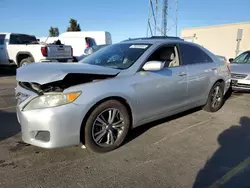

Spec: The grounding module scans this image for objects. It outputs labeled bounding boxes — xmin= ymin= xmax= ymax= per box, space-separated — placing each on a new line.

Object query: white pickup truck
xmin=0 ymin=33 xmax=73 ymax=67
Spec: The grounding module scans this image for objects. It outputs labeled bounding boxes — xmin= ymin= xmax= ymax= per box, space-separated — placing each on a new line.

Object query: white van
xmin=38 ymin=31 xmax=112 ymax=57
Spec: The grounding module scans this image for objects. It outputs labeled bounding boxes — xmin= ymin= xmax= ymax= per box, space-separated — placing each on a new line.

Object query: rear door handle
xmin=212 ymin=67 xmax=217 ymax=70
xmin=178 ymin=72 xmax=187 ymax=76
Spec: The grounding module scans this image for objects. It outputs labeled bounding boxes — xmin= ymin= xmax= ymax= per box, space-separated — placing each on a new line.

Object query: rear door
xmin=0 ymin=34 xmax=9 ymax=65
xmin=179 ymin=43 xmax=216 ymax=105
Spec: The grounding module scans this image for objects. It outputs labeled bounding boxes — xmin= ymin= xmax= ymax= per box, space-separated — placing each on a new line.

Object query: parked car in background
xmin=229 ymin=51 xmax=250 ymax=91
xmin=15 ymin=36 xmax=231 ymax=153
xmin=0 ymin=33 xmax=73 ymax=67
xmin=75 ymin=44 xmax=110 ymax=61
xmin=38 ymin=31 xmax=112 ymax=58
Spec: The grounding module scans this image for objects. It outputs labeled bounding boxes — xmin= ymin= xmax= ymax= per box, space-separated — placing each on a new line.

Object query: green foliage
xmin=49 ymin=27 xmax=60 ymax=37
xmin=67 ymin=18 xmax=81 ymax=32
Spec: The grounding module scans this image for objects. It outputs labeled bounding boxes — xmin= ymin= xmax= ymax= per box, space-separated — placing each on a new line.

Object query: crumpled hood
xmin=230 ymin=63 xmax=250 ymax=74
xmin=16 ymin=62 xmax=120 ymax=85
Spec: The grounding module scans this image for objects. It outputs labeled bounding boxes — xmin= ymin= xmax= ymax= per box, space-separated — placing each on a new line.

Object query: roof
xmin=0 ymin=32 xmax=36 ymax=36
xmin=120 ymin=36 xmax=184 ymax=44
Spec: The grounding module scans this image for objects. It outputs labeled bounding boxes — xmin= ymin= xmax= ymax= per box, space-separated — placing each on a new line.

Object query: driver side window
xmin=146 ymin=45 xmax=180 ymax=68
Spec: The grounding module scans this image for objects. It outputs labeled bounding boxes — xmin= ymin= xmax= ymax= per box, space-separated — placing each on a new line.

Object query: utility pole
xmin=147 ymin=0 xmax=178 ymax=37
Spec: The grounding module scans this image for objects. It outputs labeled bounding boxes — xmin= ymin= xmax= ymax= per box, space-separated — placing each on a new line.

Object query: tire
xmin=84 ymin=100 xmax=131 ymax=153
xmin=203 ymin=82 xmax=224 ymax=112
xmin=19 ymin=57 xmax=34 ymax=67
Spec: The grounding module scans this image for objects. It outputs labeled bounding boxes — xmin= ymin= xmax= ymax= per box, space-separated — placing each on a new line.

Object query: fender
xmin=16 ymin=51 xmax=35 ymax=64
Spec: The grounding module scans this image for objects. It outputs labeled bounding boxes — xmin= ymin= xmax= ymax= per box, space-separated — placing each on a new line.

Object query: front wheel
xmin=203 ymin=82 xmax=224 ymax=112
xmin=84 ymin=100 xmax=131 ymax=153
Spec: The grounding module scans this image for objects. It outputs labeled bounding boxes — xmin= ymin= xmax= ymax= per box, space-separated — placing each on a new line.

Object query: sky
xmin=0 ymin=0 xmax=250 ymax=43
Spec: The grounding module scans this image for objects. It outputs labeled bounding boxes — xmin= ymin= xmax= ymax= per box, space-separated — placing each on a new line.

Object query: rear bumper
xmin=40 ymin=57 xmax=74 ymax=62
xmin=224 ymin=78 xmax=231 ymax=94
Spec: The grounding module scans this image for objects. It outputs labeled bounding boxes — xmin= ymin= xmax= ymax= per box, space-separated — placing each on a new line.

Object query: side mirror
xmin=142 ymin=61 xmax=164 ymax=71
xmin=229 ymin=58 xmax=234 ymax=63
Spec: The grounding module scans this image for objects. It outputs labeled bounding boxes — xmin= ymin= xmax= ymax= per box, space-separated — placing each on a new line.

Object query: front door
xmin=133 ymin=45 xmax=188 ymax=121
xmin=133 ymin=66 xmax=188 ymax=120
xmin=0 ymin=34 xmax=8 ymax=65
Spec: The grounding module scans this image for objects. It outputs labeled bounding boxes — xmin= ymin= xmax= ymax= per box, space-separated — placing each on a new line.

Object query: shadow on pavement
xmin=0 ymin=66 xmax=16 ymax=77
xmin=124 ymin=90 xmax=233 ymax=146
xmin=0 ymin=110 xmax=20 ymax=141
xmin=124 ymin=107 xmax=201 ymax=145
xmin=193 ymin=116 xmax=250 ymax=188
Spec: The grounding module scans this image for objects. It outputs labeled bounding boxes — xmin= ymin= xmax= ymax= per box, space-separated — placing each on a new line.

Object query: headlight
xmin=23 ymin=91 xmax=81 ymax=111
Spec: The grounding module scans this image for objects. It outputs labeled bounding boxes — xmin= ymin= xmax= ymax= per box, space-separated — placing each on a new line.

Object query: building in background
xmin=181 ymin=21 xmax=250 ymax=59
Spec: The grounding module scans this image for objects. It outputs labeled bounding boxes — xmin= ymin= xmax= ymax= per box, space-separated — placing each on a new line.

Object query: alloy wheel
xmin=92 ymin=108 xmax=125 ymax=147
xmin=211 ymin=86 xmax=222 ymax=108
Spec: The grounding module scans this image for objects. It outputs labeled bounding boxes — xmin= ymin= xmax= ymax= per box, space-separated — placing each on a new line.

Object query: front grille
xmin=232 ymin=83 xmax=250 ymax=88
xmin=231 ymin=73 xmax=248 ymax=79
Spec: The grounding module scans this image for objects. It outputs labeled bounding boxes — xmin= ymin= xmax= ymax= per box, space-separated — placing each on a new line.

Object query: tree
xmin=67 ymin=18 xmax=81 ymax=32
xmin=49 ymin=27 xmax=60 ymax=37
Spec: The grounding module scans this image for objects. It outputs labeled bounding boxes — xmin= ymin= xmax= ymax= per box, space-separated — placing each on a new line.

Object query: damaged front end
xmin=18 ymin=73 xmax=117 ymax=94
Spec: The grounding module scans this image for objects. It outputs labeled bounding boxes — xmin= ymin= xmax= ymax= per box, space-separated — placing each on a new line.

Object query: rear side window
xmin=9 ymin=34 xmax=38 ymax=44
xmin=179 ymin=43 xmax=213 ymax=65
xmin=0 ymin=34 xmax=5 ymax=45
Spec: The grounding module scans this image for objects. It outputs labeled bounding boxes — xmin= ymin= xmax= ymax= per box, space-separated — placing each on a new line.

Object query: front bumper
xmin=231 ymin=79 xmax=250 ymax=91
xmin=16 ymin=103 xmax=86 ymax=148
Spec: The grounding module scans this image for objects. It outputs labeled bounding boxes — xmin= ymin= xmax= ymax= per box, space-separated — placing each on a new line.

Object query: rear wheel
xmin=19 ymin=57 xmax=34 ymax=67
xmin=84 ymin=100 xmax=130 ymax=153
xmin=203 ymin=82 xmax=224 ymax=112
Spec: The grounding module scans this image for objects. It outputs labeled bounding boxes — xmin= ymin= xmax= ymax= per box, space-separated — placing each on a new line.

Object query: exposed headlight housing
xmin=23 ymin=91 xmax=81 ymax=111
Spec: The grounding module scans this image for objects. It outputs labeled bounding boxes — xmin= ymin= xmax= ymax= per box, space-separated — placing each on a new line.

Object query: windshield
xmin=80 ymin=43 xmax=151 ymax=69
xmin=232 ymin=52 xmax=250 ymax=64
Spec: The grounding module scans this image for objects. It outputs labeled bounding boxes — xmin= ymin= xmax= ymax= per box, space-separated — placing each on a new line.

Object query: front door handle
xmin=212 ymin=67 xmax=217 ymax=71
xmin=178 ymin=72 xmax=187 ymax=76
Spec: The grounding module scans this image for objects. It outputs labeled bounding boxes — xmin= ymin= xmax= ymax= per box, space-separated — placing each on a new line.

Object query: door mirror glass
xmin=142 ymin=61 xmax=164 ymax=71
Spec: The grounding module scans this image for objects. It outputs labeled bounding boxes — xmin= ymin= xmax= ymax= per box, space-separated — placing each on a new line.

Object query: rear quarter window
xmin=179 ymin=43 xmax=213 ymax=65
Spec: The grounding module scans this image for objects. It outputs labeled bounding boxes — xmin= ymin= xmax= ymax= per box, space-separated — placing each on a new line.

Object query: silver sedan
xmin=229 ymin=51 xmax=250 ymax=91
xmin=15 ymin=37 xmax=231 ymax=153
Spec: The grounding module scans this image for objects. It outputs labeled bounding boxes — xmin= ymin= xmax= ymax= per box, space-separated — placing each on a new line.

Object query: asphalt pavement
xmin=0 ymin=72 xmax=250 ymax=188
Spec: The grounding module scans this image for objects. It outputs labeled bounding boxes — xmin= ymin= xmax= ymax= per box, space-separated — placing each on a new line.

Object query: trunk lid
xmin=16 ymin=62 xmax=120 ymax=85
xmin=46 ymin=44 xmax=72 ymax=58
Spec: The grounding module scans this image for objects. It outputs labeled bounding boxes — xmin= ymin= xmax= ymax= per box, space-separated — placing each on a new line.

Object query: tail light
xmin=86 ymin=42 xmax=89 ymax=48
xmin=85 ymin=37 xmax=89 ymax=48
xmin=41 ymin=47 xmax=47 ymax=57
xmin=71 ymin=47 xmax=73 ymax=56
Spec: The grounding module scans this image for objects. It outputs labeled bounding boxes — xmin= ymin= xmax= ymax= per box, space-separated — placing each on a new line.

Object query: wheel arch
xmin=16 ymin=52 xmax=34 ymax=66
xmin=80 ymin=96 xmax=133 ymax=144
